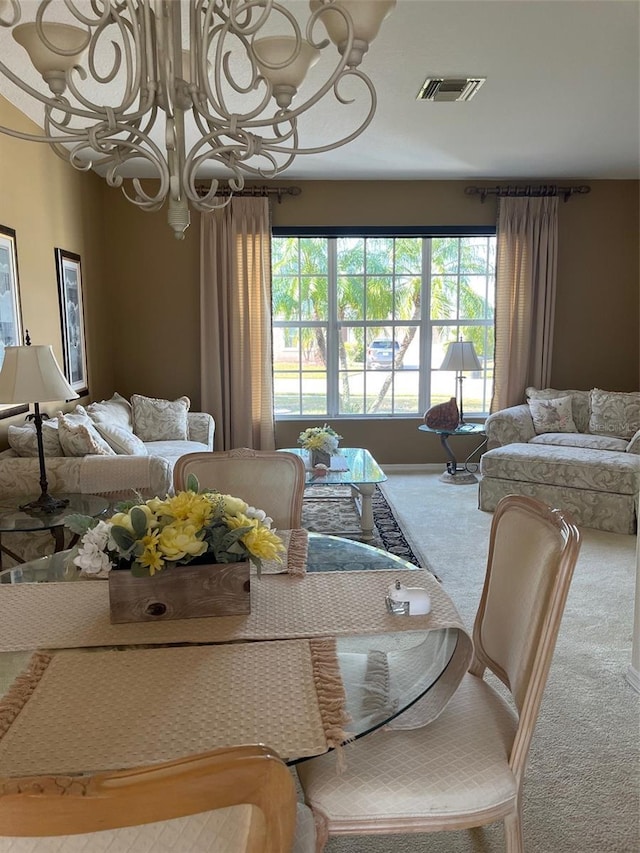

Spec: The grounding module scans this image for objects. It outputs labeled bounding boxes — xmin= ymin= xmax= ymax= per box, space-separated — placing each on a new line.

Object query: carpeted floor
xmin=301 ymin=468 xmax=639 ymax=853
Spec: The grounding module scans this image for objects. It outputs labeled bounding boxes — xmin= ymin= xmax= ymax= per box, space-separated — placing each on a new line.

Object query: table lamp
xmin=440 ymin=339 xmax=481 ymax=426
xmin=0 ymin=334 xmax=78 ymax=512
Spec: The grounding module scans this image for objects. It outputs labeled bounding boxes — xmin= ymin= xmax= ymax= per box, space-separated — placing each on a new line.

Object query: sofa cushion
xmin=145 ymin=440 xmax=210 ymax=464
xmin=86 ymin=392 xmax=133 ymax=431
xmin=526 ymin=387 xmax=591 ymax=433
xmin=530 ymin=433 xmax=629 ymax=452
xmin=8 ymin=420 xmax=63 ymax=458
xmin=58 ymin=414 xmax=116 ymax=458
xmin=480 ymin=443 xmax=639 ymax=496
xmin=94 ymin=422 xmax=148 ymax=456
xmin=528 ymin=395 xmax=577 ymax=434
xmin=589 ymin=389 xmax=640 ymax=440
xmin=132 ymin=395 xmax=190 ymax=442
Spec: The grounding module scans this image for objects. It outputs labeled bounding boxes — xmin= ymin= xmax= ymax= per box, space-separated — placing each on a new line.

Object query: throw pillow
xmin=94 ymin=421 xmax=148 ymax=456
xmin=7 ymin=420 xmax=63 ymax=458
xmin=528 ymin=395 xmax=577 ymax=435
xmin=526 ymin=387 xmax=590 ymax=433
xmin=57 ymin=414 xmax=116 ymax=457
xmin=131 ymin=394 xmax=190 ymax=441
xmin=589 ymin=389 xmax=640 ymax=440
xmin=86 ymin=392 xmax=133 ymax=431
xmin=626 ymin=429 xmax=640 ymax=454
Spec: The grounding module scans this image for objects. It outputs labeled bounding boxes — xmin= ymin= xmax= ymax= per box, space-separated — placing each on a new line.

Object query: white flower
xmin=246 ymin=506 xmax=274 ymax=528
xmin=73 ymin=520 xmax=115 ymax=575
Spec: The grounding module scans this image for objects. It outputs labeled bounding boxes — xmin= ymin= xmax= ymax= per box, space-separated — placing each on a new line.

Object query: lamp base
xmin=19 ymin=492 xmax=69 ymax=514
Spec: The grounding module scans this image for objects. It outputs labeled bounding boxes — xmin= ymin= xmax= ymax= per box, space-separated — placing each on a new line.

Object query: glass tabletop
xmin=0 ymin=494 xmax=110 ymax=534
xmin=0 ymin=533 xmax=459 ymax=765
xmin=283 ymin=447 xmax=387 ymax=486
xmin=418 ymin=422 xmax=486 ymax=437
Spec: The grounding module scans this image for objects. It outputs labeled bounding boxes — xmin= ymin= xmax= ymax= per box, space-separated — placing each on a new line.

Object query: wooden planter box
xmin=108 ymin=560 xmax=251 ymax=624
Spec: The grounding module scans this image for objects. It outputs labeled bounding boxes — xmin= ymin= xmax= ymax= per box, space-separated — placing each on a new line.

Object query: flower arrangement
xmin=297 ymin=424 xmax=342 ymax=455
xmin=66 ymin=475 xmax=284 ymax=578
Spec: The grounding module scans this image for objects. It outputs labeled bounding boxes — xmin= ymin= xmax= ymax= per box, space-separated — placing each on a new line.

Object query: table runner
xmin=0 ymin=638 xmax=348 ymax=778
xmin=0 ymin=568 xmax=465 ymax=651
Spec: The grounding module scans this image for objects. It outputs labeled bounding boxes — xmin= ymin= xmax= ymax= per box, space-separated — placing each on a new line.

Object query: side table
xmin=418 ymin=423 xmax=488 ymax=484
xmin=0 ymin=493 xmax=110 ymax=572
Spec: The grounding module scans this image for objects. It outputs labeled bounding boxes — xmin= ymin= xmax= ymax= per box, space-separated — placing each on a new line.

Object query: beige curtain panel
xmin=492 ymin=196 xmax=559 ymax=411
xmin=200 ymin=197 xmax=276 ymax=450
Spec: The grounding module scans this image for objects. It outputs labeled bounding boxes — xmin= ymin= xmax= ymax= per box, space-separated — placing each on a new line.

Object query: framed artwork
xmin=55 ymin=248 xmax=88 ymax=396
xmin=0 ymin=224 xmax=27 ymax=419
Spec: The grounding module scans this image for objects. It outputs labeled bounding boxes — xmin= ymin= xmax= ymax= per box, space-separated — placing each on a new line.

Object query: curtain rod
xmin=465 ymin=184 xmax=591 ymax=203
xmin=195 ymin=184 xmax=302 ymax=203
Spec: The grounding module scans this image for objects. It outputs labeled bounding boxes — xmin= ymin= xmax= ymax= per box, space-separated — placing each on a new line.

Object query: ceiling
xmin=0 ymin=0 xmax=638 ymax=182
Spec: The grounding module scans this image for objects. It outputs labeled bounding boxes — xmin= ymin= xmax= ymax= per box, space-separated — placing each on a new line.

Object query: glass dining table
xmin=0 ymin=534 xmax=471 ymax=773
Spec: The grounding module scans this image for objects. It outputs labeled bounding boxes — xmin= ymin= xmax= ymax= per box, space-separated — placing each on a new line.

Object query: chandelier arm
xmin=0 ymin=0 xmax=20 ymax=27
xmin=228 ymin=0 xmax=275 ymax=37
xmin=34 ymin=1 xmax=91 ymax=57
xmin=62 ymin=0 xmax=113 ymax=29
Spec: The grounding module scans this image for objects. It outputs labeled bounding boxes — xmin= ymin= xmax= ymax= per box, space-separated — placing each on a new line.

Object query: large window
xmin=272 ymin=231 xmax=495 ymax=418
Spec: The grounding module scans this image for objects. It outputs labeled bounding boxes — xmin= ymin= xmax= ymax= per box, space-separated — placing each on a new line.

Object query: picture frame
xmin=55 ymin=248 xmax=88 ymax=396
xmin=0 ymin=224 xmax=27 ymax=419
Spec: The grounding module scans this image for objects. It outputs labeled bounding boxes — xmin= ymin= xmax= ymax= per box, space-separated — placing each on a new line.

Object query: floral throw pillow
xmin=93 ymin=422 xmax=148 ymax=456
xmin=589 ymin=389 xmax=640 ymax=440
xmin=528 ymin=396 xmax=577 ymax=435
xmin=8 ymin=420 xmax=63 ymax=457
xmin=86 ymin=392 xmax=133 ymax=431
xmin=131 ymin=394 xmax=190 ymax=441
xmin=58 ymin=414 xmax=116 ymax=457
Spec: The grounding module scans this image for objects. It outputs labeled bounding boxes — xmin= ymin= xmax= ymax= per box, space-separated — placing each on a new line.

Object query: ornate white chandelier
xmin=0 ymin=0 xmax=395 ymax=237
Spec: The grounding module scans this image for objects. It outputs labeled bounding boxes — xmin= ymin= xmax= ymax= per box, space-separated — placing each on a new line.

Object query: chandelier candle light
xmin=0 ymin=0 xmax=395 ymax=238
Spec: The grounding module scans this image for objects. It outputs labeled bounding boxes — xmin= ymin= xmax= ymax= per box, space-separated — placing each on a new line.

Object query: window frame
xmin=272 ymin=225 xmax=496 ymax=420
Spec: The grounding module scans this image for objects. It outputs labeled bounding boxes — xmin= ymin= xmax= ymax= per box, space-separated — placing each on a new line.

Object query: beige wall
xmin=0 ymin=95 xmax=110 ymax=447
xmin=2 ymin=107 xmax=638 ymax=463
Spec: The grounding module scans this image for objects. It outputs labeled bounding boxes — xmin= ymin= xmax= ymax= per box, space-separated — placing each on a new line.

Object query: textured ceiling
xmin=0 ymin=0 xmax=638 ymax=181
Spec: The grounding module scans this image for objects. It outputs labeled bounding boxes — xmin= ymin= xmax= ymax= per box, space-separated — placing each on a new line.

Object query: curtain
xmin=491 ymin=196 xmax=559 ymax=411
xmin=200 ymin=197 xmax=276 ymax=450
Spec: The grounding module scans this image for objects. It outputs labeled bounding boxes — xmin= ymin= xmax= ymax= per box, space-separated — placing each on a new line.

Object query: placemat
xmin=0 ymin=569 xmax=466 ymax=652
xmin=0 ymin=638 xmax=347 ymax=778
xmin=259 ymin=528 xmax=308 ymax=576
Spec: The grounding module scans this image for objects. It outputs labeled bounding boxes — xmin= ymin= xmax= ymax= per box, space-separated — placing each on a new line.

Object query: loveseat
xmin=478 ymin=387 xmax=640 ymax=534
xmin=0 ymin=393 xmax=215 ymax=565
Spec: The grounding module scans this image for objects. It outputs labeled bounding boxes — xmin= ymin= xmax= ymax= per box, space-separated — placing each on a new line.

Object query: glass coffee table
xmin=282 ymin=447 xmax=386 ymax=542
xmin=0 ymin=493 xmax=110 ymax=572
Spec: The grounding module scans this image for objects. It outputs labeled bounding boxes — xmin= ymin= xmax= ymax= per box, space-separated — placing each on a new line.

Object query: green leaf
xmin=130 ymin=506 xmax=148 ymax=538
xmin=64 ymin=514 xmax=99 ymax=536
xmin=130 ymin=562 xmax=150 ymax=578
xmin=186 ymin=473 xmax=201 ymax=493
xmin=111 ymin=525 xmax=136 ymax=551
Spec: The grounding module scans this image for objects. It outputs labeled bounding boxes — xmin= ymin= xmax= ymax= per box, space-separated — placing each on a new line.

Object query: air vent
xmin=417 ymin=77 xmax=486 ymax=102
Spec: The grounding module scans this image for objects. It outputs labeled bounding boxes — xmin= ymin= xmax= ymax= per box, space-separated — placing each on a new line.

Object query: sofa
xmin=0 ymin=393 xmax=215 ymax=565
xmin=479 ymin=387 xmax=640 ymax=534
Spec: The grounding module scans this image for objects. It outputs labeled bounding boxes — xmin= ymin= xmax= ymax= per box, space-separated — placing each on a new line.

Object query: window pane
xmin=272 ymin=233 xmax=495 ymax=419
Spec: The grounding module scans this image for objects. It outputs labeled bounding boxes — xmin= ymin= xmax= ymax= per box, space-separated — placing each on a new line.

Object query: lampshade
xmin=0 ymin=345 xmax=79 ymax=404
xmin=440 ymin=340 xmax=482 ymax=372
xmin=12 ymin=22 xmax=88 ymax=75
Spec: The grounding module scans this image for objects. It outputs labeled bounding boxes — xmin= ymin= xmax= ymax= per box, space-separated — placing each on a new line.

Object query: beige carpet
xmin=310 ymin=468 xmax=639 ymax=853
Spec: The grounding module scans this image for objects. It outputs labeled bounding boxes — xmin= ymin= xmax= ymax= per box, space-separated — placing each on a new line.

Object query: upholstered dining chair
xmin=173 ymin=448 xmax=306 ymax=530
xmin=297 ymin=494 xmax=581 ymax=853
xmin=0 ymin=744 xmax=315 ymax=853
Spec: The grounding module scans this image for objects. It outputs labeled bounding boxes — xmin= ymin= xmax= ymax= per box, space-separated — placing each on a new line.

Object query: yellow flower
xmin=138 ymin=530 xmax=164 ymax=576
xmin=222 ymin=495 xmax=249 ymax=517
xmin=109 ymin=504 xmax=158 ymax=534
xmin=224 ymin=511 xmax=254 ymax=531
xmin=161 ymin=491 xmax=216 ymax=528
xmin=242 ymin=524 xmax=285 ymax=563
xmin=158 ymin=522 xmax=208 ymax=561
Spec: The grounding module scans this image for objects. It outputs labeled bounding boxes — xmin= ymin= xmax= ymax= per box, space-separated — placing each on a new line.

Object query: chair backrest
xmin=0 ymin=745 xmax=297 ymax=853
xmin=173 ymin=449 xmax=306 ymax=530
xmin=471 ymin=494 xmax=581 ymax=775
